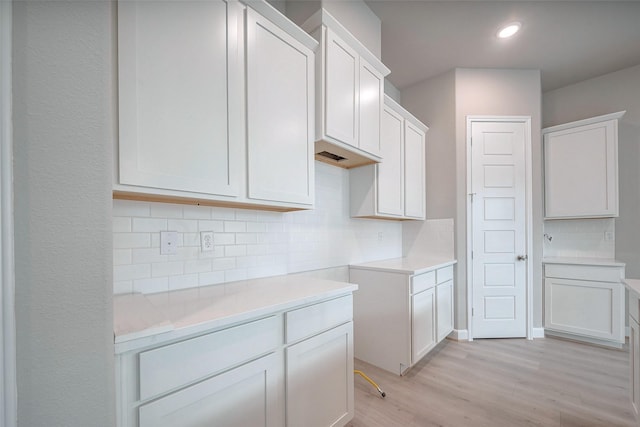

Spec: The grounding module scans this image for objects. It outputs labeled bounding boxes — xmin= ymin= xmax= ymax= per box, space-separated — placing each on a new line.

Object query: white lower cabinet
xmin=543 ymin=262 xmax=625 ymax=347
xmin=116 ymin=295 xmax=354 ymax=427
xmin=350 ymin=262 xmax=455 ymax=375
xmin=631 ymin=315 xmax=640 ymax=419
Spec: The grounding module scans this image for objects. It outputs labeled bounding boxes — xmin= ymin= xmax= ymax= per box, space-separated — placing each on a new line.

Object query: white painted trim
xmin=465 ymin=116 xmax=533 ymax=341
xmin=448 ymin=329 xmax=469 ymax=341
xmin=542 ymin=110 xmax=626 ymax=134
xmin=532 ymin=328 xmax=545 ymax=339
xmin=1 ymin=1 xmax=17 ymax=426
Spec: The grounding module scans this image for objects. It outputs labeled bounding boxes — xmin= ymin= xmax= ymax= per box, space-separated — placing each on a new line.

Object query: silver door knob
xmin=517 ymin=255 xmax=528 ymax=261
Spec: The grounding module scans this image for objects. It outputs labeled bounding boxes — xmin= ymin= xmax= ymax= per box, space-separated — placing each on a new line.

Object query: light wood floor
xmin=348 ymin=337 xmax=637 ymax=427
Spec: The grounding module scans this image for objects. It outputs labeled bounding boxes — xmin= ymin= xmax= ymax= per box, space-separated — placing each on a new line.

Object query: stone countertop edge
xmin=114 ymin=276 xmax=358 ymax=350
xmin=623 ymin=278 xmax=640 ymax=296
xmin=349 ymin=256 xmax=457 ymax=275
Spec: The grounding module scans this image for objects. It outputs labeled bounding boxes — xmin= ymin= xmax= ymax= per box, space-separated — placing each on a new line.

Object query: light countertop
xmin=114 ymin=275 xmax=357 ymax=350
xmin=623 ymin=278 xmax=640 ymax=296
xmin=349 ymin=256 xmax=456 ymax=275
xmin=542 ymin=257 xmax=626 ymax=267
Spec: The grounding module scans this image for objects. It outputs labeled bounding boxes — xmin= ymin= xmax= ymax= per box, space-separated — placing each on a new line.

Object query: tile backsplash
xmin=113 ymin=162 xmax=403 ymax=294
xmin=543 ymin=218 xmax=615 ymax=258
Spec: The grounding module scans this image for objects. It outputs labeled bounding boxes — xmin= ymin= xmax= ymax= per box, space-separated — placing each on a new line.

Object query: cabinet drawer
xmin=411 ymin=271 xmax=436 ymax=294
xmin=544 ymin=264 xmax=623 ymax=283
xmin=286 ymin=295 xmax=352 ymax=344
xmin=631 ymin=291 xmax=640 ymax=323
xmin=436 ymin=266 xmax=453 ymax=284
xmin=139 ymin=316 xmax=280 ymax=401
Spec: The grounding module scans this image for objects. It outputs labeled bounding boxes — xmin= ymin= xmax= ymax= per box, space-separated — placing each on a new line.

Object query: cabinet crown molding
xmin=543 ymin=110 xmax=626 ymax=134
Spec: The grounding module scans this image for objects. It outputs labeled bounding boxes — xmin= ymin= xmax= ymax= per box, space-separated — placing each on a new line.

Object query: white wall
xmin=543 ymin=64 xmax=640 ymax=278
xmin=114 ymin=162 xmax=403 ymax=294
xmin=12 ymin=1 xmax=115 ymax=426
xmin=321 ymin=0 xmax=381 ymax=59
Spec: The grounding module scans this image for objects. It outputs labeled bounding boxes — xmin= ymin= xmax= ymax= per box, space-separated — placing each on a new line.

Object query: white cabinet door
xmin=246 ymin=8 xmax=314 ymax=206
xmin=376 ymin=105 xmax=404 ymax=217
xmin=631 ymin=316 xmax=640 ymax=419
xmin=118 ymin=0 xmax=239 ymax=197
xmin=138 ymin=352 xmax=283 ymax=427
xmin=358 ymin=59 xmax=383 ymax=157
xmin=544 ymin=116 xmax=620 ymax=218
xmin=411 ymin=287 xmax=436 ymax=364
xmin=544 ymin=277 xmax=624 ymax=343
xmin=436 ymin=280 xmax=454 ymax=342
xmin=324 ymin=28 xmax=358 ymax=148
xmin=286 ymin=323 xmax=354 ymax=427
xmin=404 ymin=121 xmax=426 ymax=219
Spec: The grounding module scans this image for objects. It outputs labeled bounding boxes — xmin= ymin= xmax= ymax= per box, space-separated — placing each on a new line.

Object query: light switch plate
xmin=160 ymin=231 xmax=178 ymax=255
xmin=201 ymin=231 xmax=214 ymax=252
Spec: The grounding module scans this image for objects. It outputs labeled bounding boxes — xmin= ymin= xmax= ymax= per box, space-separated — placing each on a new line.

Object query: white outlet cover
xmin=160 ymin=231 xmax=178 ymax=255
xmin=201 ymin=231 xmax=214 ymax=252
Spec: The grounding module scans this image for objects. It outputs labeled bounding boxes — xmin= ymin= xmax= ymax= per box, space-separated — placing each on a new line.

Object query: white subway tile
xmin=183 ymin=205 xmax=212 ymax=220
xmin=185 ymin=259 xmax=213 ymax=274
xmin=235 ymin=210 xmax=258 ymax=221
xmin=237 ymin=256 xmax=257 ymax=268
xmin=183 ymin=233 xmax=200 ymax=247
xmin=132 ymin=248 xmax=168 ymax=264
xmin=198 ymin=220 xmax=224 ymax=232
xmin=152 ymin=261 xmax=184 ymax=277
xmin=224 ymin=221 xmax=246 ymax=233
xmin=225 ymin=269 xmax=247 ymax=282
xmin=114 ymin=233 xmax=151 ymax=249
xmin=113 ymin=217 xmax=132 ymax=233
xmin=113 ymin=280 xmax=133 ymax=294
xmin=169 ymin=274 xmax=199 ymax=291
xmin=113 ymin=200 xmax=150 ymax=217
xmin=212 ymin=257 xmax=236 ymax=271
xmin=199 ymin=246 xmax=225 ymax=259
xmin=212 ymin=207 xmax=235 ymax=220
xmin=225 ymin=245 xmax=247 ymax=257
xmin=151 ymin=203 xmax=183 ymax=218
xmin=213 ymin=233 xmax=235 ymax=245
xmin=168 ymin=219 xmax=198 ymax=233
xmin=150 ymin=233 xmax=160 ymax=248
xmin=247 ymin=244 xmax=268 ymax=255
xmin=113 ymin=249 xmax=132 ymax=266
xmin=173 ymin=247 xmax=200 ymax=261
xmin=114 ymin=264 xmax=151 ymax=281
xmin=257 ymin=211 xmax=283 ymax=222
xmin=236 ymin=233 xmax=258 ymax=245
xmin=134 ymin=277 xmax=169 ymax=294
xmin=246 ymin=222 xmax=267 ymax=232
xmin=199 ymin=271 xmax=225 ymax=286
xmin=132 ymin=218 xmax=168 ymax=233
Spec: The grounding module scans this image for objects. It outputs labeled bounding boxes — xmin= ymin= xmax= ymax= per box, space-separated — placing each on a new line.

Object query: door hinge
xmin=472 ymin=307 xmax=475 ymax=316
xmin=471 ymin=250 xmax=474 ymax=259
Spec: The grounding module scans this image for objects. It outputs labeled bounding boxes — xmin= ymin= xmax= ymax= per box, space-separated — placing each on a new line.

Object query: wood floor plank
xmin=347 ymin=337 xmax=637 ymax=427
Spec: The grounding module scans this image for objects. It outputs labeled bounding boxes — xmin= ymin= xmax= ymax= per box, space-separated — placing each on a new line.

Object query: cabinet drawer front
xmin=286 ymin=295 xmax=352 ymax=343
xmin=545 ymin=264 xmax=623 ymax=283
xmin=631 ymin=292 xmax=640 ymax=323
xmin=411 ymin=271 xmax=436 ymax=294
xmin=139 ymin=316 xmax=280 ymax=401
xmin=436 ymin=266 xmax=453 ymax=284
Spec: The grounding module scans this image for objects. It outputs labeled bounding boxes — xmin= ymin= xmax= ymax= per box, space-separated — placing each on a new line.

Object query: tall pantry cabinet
xmin=116 ymin=0 xmax=317 ymax=211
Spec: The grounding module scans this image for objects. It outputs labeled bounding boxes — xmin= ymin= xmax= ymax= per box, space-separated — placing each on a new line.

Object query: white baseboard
xmin=449 ymin=329 xmax=469 ymax=341
xmin=532 ymin=327 xmax=545 ymax=338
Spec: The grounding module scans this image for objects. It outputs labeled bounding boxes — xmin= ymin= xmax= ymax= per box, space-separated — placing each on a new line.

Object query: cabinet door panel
xmin=436 ymin=280 xmax=454 ymax=342
xmin=246 ymin=9 xmax=314 ymax=205
xmin=286 ymin=323 xmax=354 ymax=427
xmin=358 ymin=60 xmax=383 ymax=156
xmin=324 ymin=29 xmax=358 ymax=147
xmin=412 ymin=288 xmax=436 ymax=364
xmin=631 ymin=317 xmax=640 ymax=419
xmin=377 ymin=106 xmax=404 ymax=216
xmin=404 ymin=121 xmax=426 ymax=219
xmin=118 ymin=0 xmax=238 ymax=196
xmin=139 ymin=353 xmax=283 ymax=427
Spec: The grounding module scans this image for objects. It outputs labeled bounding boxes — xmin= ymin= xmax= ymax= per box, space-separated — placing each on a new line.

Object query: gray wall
xmin=12 ymin=2 xmax=115 ymax=426
xmin=543 ymin=64 xmax=640 ymax=279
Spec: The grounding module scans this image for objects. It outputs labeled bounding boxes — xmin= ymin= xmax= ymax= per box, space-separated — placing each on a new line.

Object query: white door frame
xmin=1 ymin=0 xmax=17 ymax=425
xmin=466 ymin=116 xmax=533 ymax=340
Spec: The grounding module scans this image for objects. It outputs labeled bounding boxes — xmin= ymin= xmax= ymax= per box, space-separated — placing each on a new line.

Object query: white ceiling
xmin=365 ymin=0 xmax=640 ymax=92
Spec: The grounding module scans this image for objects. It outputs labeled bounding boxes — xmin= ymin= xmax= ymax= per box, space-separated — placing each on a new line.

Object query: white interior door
xmin=470 ymin=120 xmax=527 ymax=338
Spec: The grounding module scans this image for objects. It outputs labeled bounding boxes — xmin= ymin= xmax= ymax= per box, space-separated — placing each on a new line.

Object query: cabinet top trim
xmin=384 ymin=95 xmax=429 ymax=133
xmin=542 ymin=110 xmax=626 ymax=134
xmin=302 ymin=8 xmax=390 ymax=76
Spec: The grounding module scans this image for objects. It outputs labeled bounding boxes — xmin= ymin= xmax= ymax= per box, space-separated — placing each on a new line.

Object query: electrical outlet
xmin=160 ymin=231 xmax=178 ymax=255
xmin=201 ymin=231 xmax=214 ymax=252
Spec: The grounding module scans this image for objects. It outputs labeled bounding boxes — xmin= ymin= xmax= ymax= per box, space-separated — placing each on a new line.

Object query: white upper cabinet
xmin=303 ymin=9 xmax=390 ymax=169
xmin=350 ymin=95 xmax=427 ymax=220
xmin=543 ymin=111 xmax=625 ymax=219
xmin=116 ymin=0 xmax=317 ymax=211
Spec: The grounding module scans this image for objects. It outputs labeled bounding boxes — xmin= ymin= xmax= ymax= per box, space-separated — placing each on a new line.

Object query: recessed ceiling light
xmin=497 ymin=22 xmax=522 ymax=39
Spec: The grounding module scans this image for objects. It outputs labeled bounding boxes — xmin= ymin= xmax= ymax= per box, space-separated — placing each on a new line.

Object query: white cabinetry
xmin=350 ymin=96 xmax=427 ymax=220
xmin=303 ymin=9 xmax=390 ymax=168
xmin=115 ymin=292 xmax=355 ymax=427
xmin=116 ymin=0 xmax=317 ymax=211
xmin=624 ymin=279 xmax=640 ymax=422
xmin=350 ymin=261 xmax=455 ymax=375
xmin=543 ymin=261 xmax=625 ymax=347
xmin=543 ymin=111 xmax=625 ymax=219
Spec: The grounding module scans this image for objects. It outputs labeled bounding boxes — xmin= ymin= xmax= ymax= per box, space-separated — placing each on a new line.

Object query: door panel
xmin=471 ymin=121 xmax=527 ymax=338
